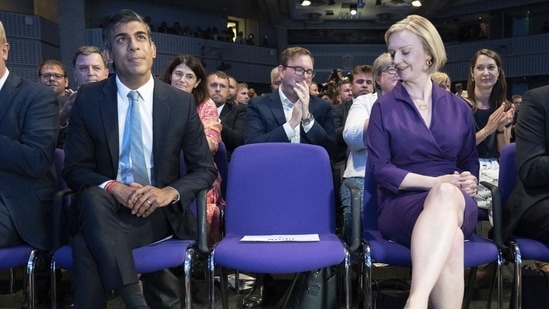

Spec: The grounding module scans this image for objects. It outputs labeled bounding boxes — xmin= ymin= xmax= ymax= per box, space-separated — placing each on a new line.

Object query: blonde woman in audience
xmin=430 ymin=71 xmax=451 ymax=91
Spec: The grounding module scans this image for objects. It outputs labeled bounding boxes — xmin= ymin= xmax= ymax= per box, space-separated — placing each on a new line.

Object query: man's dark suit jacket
xmin=63 ymin=76 xmax=217 ymax=240
xmin=0 ymin=72 xmax=59 ymax=250
xmin=503 ymin=84 xmax=549 ymax=241
xmin=332 ymin=99 xmax=353 ymax=163
xmin=500 ymin=86 xmax=549 ymax=241
xmin=219 ymin=101 xmax=246 ymax=156
xmin=245 ymin=90 xmax=336 ymax=158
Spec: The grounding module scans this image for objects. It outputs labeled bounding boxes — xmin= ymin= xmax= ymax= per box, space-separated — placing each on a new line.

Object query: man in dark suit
xmin=0 ymin=20 xmax=58 ymax=251
xmin=243 ymin=46 xmax=336 ymax=308
xmin=207 ymin=70 xmax=246 ymax=157
xmin=504 ymin=85 xmax=549 ymax=244
xmin=63 ymin=10 xmax=216 ymax=308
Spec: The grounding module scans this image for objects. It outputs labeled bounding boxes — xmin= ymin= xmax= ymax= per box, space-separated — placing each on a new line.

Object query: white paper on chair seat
xmin=240 ymin=234 xmax=320 ymax=242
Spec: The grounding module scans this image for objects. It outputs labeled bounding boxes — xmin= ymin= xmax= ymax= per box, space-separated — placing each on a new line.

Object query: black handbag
xmin=510 ymin=265 xmax=549 ymax=309
xmin=372 ymin=278 xmax=410 ymax=309
xmin=275 ymin=267 xmax=338 ymax=309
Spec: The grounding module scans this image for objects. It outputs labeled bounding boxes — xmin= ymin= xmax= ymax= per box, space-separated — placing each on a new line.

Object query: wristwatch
xmin=301 ymin=113 xmax=314 ymax=126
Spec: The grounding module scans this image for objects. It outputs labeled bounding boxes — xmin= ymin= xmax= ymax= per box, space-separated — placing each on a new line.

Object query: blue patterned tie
xmin=120 ymin=90 xmax=150 ymax=185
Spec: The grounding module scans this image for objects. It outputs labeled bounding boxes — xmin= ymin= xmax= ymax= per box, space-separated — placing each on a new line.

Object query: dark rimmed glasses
xmin=283 ymin=65 xmax=316 ymax=78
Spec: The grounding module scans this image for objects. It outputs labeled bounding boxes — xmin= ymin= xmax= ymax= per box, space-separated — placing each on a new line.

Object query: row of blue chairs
xmin=11 ymin=142 xmax=534 ymax=308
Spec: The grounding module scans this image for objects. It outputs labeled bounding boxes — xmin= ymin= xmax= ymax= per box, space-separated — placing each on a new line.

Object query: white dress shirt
xmin=115 ymin=75 xmax=155 ymax=183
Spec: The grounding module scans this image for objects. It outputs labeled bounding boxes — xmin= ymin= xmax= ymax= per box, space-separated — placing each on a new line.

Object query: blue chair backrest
xmin=362 ymin=162 xmax=379 ymax=231
xmin=498 ymin=143 xmax=517 ymax=205
xmin=225 ymin=143 xmax=335 ymax=235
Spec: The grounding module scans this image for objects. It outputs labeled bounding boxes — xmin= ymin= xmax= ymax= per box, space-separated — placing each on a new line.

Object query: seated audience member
xmin=332 ymin=65 xmax=375 ymax=191
xmin=38 ymin=59 xmax=69 ymax=97
xmin=270 ymin=66 xmax=281 ymax=92
xmin=0 ymin=20 xmax=58 ymax=251
xmin=320 ymin=90 xmax=337 ymax=105
xmin=227 ymin=75 xmax=237 ymax=101
xmin=339 ymin=52 xmax=398 ymax=245
xmin=248 ymin=87 xmax=257 ymax=99
xmin=39 ymin=59 xmax=72 ymax=148
xmin=430 ymin=71 xmax=451 ymax=91
xmin=464 ymin=49 xmax=515 ymax=212
xmin=62 ymin=10 xmax=216 ymax=308
xmin=309 ymin=80 xmax=320 ymax=96
xmin=335 ymin=78 xmax=352 ymax=105
xmin=244 ymin=46 xmax=336 ymax=308
xmin=163 ymin=54 xmax=224 ymax=246
xmin=57 ymin=45 xmax=109 ymax=148
xmin=207 ymin=71 xmax=246 ymax=157
xmin=504 ymin=85 xmax=549 ymax=255
xmin=235 ymin=82 xmax=250 ymax=104
xmin=367 ymin=15 xmax=479 ymax=308
xmin=371 ymin=52 xmax=399 ymax=97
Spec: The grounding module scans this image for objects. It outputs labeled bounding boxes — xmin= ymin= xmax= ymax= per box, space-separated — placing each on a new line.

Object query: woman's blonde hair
xmin=385 ymin=15 xmax=446 ymax=74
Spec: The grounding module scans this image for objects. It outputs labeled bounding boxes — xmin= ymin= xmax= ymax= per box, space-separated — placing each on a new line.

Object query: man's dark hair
xmin=102 ymin=9 xmax=151 ymax=51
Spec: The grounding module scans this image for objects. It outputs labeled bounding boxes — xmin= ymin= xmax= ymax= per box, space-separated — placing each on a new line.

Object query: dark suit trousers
xmin=517 ymin=198 xmax=549 ymax=244
xmin=0 ymin=200 xmax=23 ymax=247
xmin=72 ymin=187 xmax=171 ymax=308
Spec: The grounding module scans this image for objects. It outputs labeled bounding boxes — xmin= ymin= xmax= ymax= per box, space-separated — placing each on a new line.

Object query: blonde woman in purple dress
xmin=367 ymin=15 xmax=479 ymax=309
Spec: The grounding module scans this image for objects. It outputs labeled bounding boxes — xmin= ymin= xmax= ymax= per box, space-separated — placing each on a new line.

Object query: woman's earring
xmin=426 ymin=59 xmax=433 ymax=66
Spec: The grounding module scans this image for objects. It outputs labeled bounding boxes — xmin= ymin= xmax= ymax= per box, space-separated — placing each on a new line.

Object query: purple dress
xmin=366 ymin=82 xmax=479 ymax=247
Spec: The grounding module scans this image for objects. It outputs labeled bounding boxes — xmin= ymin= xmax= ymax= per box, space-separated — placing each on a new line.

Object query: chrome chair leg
xmin=364 ymin=245 xmax=373 ymax=309
xmin=208 ymin=252 xmax=216 ymax=309
xmin=344 ymin=249 xmax=351 ymax=309
xmin=183 ymin=247 xmax=194 ymax=309
xmin=25 ymin=250 xmax=39 ymax=309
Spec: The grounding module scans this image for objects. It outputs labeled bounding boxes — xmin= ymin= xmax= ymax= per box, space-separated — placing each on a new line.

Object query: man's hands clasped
xmin=108 ymin=182 xmax=178 ymax=217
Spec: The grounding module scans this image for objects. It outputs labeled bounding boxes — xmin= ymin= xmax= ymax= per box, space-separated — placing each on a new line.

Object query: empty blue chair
xmin=208 ymin=143 xmax=351 ymax=309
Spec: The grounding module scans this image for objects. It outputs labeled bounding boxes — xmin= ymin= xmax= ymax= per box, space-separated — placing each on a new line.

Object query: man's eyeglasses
xmin=40 ymin=73 xmax=66 ymax=80
xmin=381 ymin=66 xmax=398 ymax=75
xmin=283 ymin=65 xmax=315 ymax=78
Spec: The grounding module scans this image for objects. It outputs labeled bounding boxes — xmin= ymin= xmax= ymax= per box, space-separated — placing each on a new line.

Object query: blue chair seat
xmin=364 ymin=231 xmax=500 ymax=268
xmin=513 ymin=237 xmax=549 ymax=261
xmin=52 ymin=238 xmax=196 ymax=274
xmin=214 ymin=234 xmax=346 ymax=274
xmin=0 ymin=245 xmax=34 ymax=269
